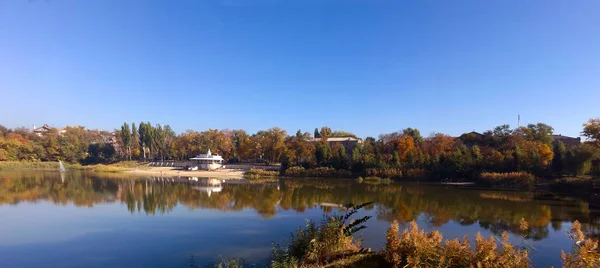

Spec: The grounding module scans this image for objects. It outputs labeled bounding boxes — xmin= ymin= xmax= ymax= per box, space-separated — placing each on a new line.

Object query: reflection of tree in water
xmin=2 ymin=172 xmax=600 ymax=240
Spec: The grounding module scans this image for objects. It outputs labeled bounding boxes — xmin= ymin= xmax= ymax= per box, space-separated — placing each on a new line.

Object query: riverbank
xmin=127 ymin=166 xmax=245 ymax=179
xmin=0 ymin=161 xmax=245 ymax=179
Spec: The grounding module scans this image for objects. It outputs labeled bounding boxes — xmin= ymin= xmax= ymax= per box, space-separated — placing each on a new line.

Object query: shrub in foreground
xmin=561 ymin=220 xmax=600 ymax=267
xmin=271 ymin=202 xmax=373 ymax=267
xmin=479 ymin=172 xmax=535 ymax=189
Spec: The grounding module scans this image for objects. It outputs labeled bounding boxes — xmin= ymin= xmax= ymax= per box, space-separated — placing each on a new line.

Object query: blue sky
xmin=1 ymin=0 xmax=599 ymax=138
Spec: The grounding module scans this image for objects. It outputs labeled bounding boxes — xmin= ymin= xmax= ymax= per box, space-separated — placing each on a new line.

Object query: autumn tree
xmin=402 ymin=128 xmax=423 ymax=146
xmin=256 ymin=127 xmax=286 ymax=164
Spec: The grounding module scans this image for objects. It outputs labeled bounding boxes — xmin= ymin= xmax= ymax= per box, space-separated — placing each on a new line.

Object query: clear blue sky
xmin=1 ymin=0 xmax=599 ymax=138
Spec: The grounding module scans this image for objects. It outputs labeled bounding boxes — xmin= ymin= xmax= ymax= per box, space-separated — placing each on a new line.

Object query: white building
xmin=189 ymin=150 xmax=224 ymax=170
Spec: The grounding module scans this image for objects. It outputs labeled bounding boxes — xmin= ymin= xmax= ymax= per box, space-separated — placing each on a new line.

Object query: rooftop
xmin=190 ymin=149 xmax=224 ymax=161
xmin=310 ymin=137 xmax=362 ymax=143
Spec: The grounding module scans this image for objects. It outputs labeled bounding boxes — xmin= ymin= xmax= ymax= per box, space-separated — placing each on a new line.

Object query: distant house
xmin=458 ymin=131 xmax=485 ymax=147
xmin=310 ymin=137 xmax=363 ymax=153
xmin=32 ymin=124 xmax=66 ymax=137
xmin=552 ymin=134 xmax=581 ymax=147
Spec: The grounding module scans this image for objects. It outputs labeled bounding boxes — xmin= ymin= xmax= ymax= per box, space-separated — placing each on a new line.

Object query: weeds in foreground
xmin=271 ymin=202 xmax=373 ymax=267
xmin=384 ymin=220 xmax=530 ymax=268
xmin=200 ymin=217 xmax=599 ymax=268
xmin=561 ymin=220 xmax=600 ymax=268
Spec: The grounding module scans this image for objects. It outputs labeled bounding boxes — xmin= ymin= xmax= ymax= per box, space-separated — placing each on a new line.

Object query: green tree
xmin=582 ymin=117 xmax=600 ymax=145
xmin=314 ymin=128 xmax=320 ymax=138
xmin=552 ymin=141 xmax=566 ymax=177
xmin=522 ymin=123 xmax=554 ymax=145
xmin=566 ymin=144 xmax=599 ymax=176
xmin=120 ymin=123 xmax=132 ymax=160
xmin=315 ymin=142 xmax=332 ymax=166
xmin=131 ymin=123 xmax=139 ymax=158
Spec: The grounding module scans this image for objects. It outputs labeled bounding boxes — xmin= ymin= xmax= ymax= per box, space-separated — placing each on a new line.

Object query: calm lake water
xmin=0 ymin=171 xmax=598 ymax=267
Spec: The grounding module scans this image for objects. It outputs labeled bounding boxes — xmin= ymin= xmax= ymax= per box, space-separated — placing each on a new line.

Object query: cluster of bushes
xmin=365 ymin=168 xmax=403 ymax=179
xmin=404 ymin=168 xmax=429 ymax=179
xmin=364 ymin=168 xmax=429 ymax=180
xmin=284 ymin=166 xmax=352 ymax=178
xmin=357 ymin=176 xmax=392 ymax=185
xmin=478 ymin=172 xmax=535 ymax=189
xmin=549 ymin=177 xmax=594 ymax=196
xmin=244 ymin=168 xmax=279 ymax=179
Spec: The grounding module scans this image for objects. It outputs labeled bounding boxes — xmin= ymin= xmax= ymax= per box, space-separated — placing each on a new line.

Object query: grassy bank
xmin=0 ymin=161 xmax=142 ymax=173
xmin=0 ymin=161 xmax=60 ymax=171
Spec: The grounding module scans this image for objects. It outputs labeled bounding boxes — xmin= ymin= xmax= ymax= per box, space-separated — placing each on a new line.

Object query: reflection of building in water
xmin=191 ymin=178 xmax=223 ymax=197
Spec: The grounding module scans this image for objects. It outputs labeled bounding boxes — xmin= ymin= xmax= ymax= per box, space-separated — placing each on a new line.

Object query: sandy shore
xmin=127 ymin=167 xmax=245 ymax=179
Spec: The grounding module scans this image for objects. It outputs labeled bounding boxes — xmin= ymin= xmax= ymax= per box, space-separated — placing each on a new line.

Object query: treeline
xmin=1 ymin=119 xmax=600 ymax=178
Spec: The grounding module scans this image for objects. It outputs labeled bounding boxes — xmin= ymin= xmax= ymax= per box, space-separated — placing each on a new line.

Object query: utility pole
xmin=518 ymin=114 xmax=521 ymax=128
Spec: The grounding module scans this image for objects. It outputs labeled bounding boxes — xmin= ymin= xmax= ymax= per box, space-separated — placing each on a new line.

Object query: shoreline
xmin=127 ymin=166 xmax=245 ymax=179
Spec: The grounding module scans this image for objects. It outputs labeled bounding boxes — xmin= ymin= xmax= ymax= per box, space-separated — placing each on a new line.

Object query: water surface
xmin=0 ymin=171 xmax=598 ymax=267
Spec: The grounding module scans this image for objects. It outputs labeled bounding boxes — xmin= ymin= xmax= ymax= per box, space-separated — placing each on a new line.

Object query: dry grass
xmin=0 ymin=161 xmax=59 ymax=170
xmin=561 ymin=220 xmax=600 ymax=267
xmin=383 ymin=220 xmax=530 ymax=268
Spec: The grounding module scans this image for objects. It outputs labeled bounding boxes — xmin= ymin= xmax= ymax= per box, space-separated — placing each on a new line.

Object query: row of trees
xmin=0 ymin=125 xmax=116 ymax=164
xmin=1 ymin=118 xmax=600 ymax=177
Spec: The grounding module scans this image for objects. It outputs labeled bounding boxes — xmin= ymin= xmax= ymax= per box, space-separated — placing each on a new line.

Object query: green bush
xmin=365 ymin=168 xmax=403 ymax=179
xmin=549 ymin=177 xmax=593 ymax=195
xmin=284 ymin=166 xmax=352 ymax=178
xmin=245 ymin=168 xmax=279 ymax=179
xmin=479 ymin=172 xmax=535 ymax=189
xmin=404 ymin=168 xmax=429 ymax=179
